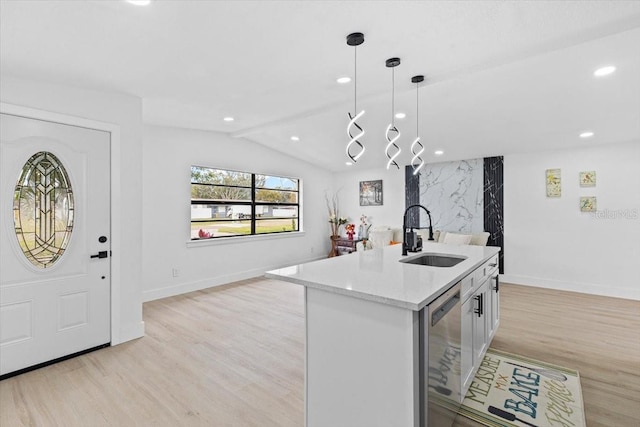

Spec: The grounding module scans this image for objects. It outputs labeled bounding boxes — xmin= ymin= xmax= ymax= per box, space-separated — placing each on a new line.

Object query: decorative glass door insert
xmin=13 ymin=151 xmax=74 ymax=268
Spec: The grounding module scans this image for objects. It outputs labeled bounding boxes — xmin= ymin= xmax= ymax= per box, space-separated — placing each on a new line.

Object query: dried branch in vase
xmin=325 ymin=190 xmax=348 ymax=237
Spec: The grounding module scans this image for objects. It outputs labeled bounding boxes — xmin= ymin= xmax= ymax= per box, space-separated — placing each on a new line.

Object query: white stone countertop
xmin=266 ymin=242 xmax=500 ymax=311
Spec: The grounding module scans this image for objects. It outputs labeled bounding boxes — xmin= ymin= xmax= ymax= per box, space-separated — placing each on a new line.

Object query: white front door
xmin=0 ymin=113 xmax=111 ymax=376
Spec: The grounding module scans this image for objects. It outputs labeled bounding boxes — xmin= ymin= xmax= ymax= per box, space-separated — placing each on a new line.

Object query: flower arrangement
xmin=326 ymin=191 xmax=348 ymax=237
xmin=345 ymin=223 xmax=356 ymax=240
xmin=359 ymin=214 xmax=371 ymax=239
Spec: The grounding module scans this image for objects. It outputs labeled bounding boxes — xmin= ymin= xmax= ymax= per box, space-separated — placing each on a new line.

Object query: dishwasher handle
xmin=431 ymin=291 xmax=460 ymax=327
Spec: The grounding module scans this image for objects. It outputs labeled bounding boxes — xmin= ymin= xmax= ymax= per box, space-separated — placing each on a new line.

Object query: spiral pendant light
xmin=346 ymin=32 xmax=365 ymax=164
xmin=410 ymin=75 xmax=425 ymax=175
xmin=385 ymin=58 xmax=401 ymax=170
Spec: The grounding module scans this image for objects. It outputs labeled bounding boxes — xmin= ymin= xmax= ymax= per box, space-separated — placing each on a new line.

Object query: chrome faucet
xmin=402 ymin=204 xmax=435 ymax=256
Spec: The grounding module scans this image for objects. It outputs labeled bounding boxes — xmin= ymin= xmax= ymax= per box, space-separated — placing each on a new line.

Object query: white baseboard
xmin=142 ymin=255 xmax=325 ymax=302
xmin=500 ymin=274 xmax=639 ymax=301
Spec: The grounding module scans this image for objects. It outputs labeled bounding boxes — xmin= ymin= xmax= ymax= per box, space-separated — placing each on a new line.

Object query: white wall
xmin=503 ymin=141 xmax=640 ymax=300
xmin=332 ymin=167 xmax=406 ymax=234
xmin=1 ymin=76 xmax=145 ymax=342
xmin=141 ymin=125 xmax=332 ymax=301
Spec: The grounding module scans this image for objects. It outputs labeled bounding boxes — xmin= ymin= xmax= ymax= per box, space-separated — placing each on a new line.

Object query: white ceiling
xmin=2 ymin=0 xmax=640 ymax=172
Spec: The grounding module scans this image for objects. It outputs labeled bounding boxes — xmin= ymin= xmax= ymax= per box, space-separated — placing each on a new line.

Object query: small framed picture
xmin=359 ymin=180 xmax=383 ymax=206
xmin=546 ymin=169 xmax=561 ymax=197
xmin=579 ymin=171 xmax=596 ymax=187
xmin=580 ymin=197 xmax=597 ymax=212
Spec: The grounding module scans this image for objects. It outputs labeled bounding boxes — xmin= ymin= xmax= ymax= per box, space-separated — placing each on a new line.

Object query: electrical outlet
xmin=172 ymin=268 xmax=179 ymax=277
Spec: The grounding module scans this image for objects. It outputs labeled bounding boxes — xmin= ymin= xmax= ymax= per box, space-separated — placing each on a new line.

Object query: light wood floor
xmin=1 ymin=278 xmax=638 ymax=426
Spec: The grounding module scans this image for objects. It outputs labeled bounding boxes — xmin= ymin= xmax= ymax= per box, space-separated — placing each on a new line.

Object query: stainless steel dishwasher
xmin=420 ymin=281 xmax=462 ymax=427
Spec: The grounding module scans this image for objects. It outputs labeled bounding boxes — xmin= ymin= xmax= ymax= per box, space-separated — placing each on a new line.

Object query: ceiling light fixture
xmin=410 ymin=75 xmax=425 ymax=175
xmin=223 ymin=117 xmax=234 ymax=122
xmin=337 ymin=76 xmax=351 ymax=84
xmin=385 ymin=57 xmax=402 ymax=170
xmin=395 ymin=112 xmax=406 ymax=119
xmin=434 ymin=150 xmax=444 ymax=156
xmin=593 ymin=66 xmax=616 ymax=77
xmin=291 ymin=136 xmax=300 ymax=141
xmin=579 ymin=131 xmax=594 ymax=138
xmin=127 ymin=0 xmax=151 ymax=5
xmin=346 ymin=162 xmax=353 ymax=166
xmin=346 ymin=32 xmax=366 ymax=164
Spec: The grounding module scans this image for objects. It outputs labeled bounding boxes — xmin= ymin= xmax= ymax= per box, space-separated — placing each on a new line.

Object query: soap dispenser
xmin=406 ymin=228 xmax=418 ymax=252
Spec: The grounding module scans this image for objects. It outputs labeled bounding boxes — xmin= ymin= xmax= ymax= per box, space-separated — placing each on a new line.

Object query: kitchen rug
xmin=457 ymin=348 xmax=585 ymax=427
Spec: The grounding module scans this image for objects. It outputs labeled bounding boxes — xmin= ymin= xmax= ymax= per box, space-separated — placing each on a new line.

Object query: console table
xmin=336 ymin=237 xmax=361 ymax=255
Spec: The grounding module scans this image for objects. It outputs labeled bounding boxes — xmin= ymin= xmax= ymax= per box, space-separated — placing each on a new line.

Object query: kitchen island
xmin=266 ymin=241 xmax=500 ymax=427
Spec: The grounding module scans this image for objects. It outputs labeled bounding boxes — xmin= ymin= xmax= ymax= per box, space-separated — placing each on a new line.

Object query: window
xmin=191 ymin=166 xmax=300 ymax=239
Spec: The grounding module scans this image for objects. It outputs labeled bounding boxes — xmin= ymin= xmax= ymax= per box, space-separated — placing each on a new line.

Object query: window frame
xmin=190 ymin=166 xmax=301 ymax=240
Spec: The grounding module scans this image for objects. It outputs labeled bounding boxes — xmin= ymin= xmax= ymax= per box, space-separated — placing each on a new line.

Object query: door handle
xmin=474 ymin=294 xmax=483 ymax=317
xmin=493 ymin=275 xmax=499 ymax=293
xmin=90 ymin=251 xmax=109 ymax=259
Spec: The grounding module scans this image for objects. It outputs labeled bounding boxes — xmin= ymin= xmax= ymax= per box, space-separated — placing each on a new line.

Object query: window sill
xmin=186 ymin=231 xmax=306 ymax=248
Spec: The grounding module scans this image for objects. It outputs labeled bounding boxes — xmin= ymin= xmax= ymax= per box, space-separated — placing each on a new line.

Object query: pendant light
xmin=385 ymin=58 xmax=401 ymax=170
xmin=346 ymin=32 xmax=365 ymax=164
xmin=410 ymin=75 xmax=425 ymax=175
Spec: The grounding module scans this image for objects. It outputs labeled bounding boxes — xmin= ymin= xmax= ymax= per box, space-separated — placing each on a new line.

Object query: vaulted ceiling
xmin=2 ymin=0 xmax=639 ymax=172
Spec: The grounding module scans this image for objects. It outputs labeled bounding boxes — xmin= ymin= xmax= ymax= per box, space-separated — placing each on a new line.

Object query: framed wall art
xmin=359 ymin=180 xmax=383 ymax=206
xmin=579 ymin=171 xmax=596 ymax=187
xmin=580 ymin=197 xmax=597 ymax=212
xmin=546 ymin=168 xmax=561 ymax=197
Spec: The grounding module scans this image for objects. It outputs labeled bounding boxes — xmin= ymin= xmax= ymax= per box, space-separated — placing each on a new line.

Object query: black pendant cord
xmin=391 ymin=66 xmax=395 ymax=126
xmin=354 ymin=46 xmax=357 ymax=114
xmin=416 ymin=81 xmax=419 ymax=137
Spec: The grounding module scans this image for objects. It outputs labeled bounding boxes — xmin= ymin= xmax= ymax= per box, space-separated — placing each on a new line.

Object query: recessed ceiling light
xmin=223 ymin=117 xmax=234 ymax=122
xmin=290 ymin=136 xmax=300 ymax=141
xmin=395 ymin=112 xmax=406 ymax=119
xmin=345 ymin=161 xmax=353 ymax=166
xmin=434 ymin=150 xmax=444 ymax=156
xmin=580 ymin=131 xmax=594 ymax=138
xmin=127 ymin=0 xmax=151 ymax=5
xmin=337 ymin=77 xmax=351 ymax=84
xmin=593 ymin=66 xmax=616 ymax=77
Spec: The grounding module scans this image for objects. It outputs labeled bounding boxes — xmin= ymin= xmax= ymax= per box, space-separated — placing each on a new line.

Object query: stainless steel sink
xmin=399 ymin=253 xmax=467 ymax=267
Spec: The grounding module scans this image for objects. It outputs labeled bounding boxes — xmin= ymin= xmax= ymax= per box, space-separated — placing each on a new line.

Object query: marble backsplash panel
xmin=484 ymin=156 xmax=504 ymax=272
xmin=419 ymin=159 xmax=484 ymax=233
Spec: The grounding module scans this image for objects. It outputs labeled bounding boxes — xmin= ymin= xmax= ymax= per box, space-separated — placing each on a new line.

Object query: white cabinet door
xmin=488 ymin=273 xmax=500 ymax=339
xmin=460 ymin=297 xmax=474 ymax=395
xmin=462 ymin=279 xmax=491 ymax=397
xmin=460 ymin=264 xmax=500 ymax=399
xmin=472 ymin=281 xmax=488 ymax=366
